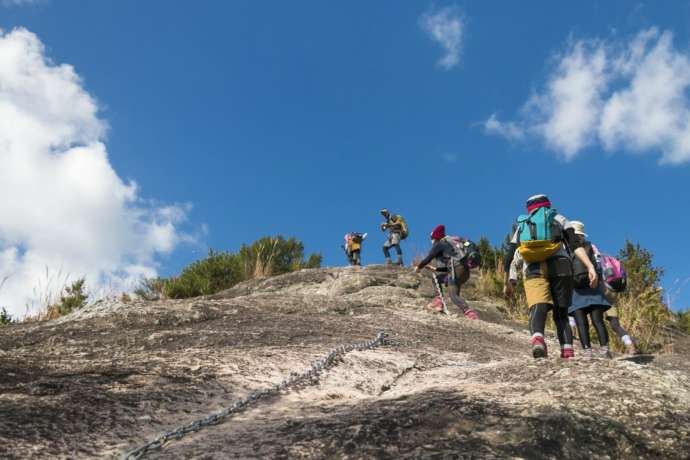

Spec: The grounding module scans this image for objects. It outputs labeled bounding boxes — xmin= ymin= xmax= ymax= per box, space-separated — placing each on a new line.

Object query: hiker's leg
xmin=591 ymin=307 xmax=609 ymax=347
xmin=529 ymin=303 xmax=550 ymax=336
xmin=434 ymin=272 xmax=445 ymax=295
xmin=524 ymin=274 xmax=552 ymax=357
xmin=391 ymin=232 xmax=403 ymax=264
xmin=606 ymin=309 xmax=627 ymax=338
xmin=382 ymin=236 xmax=392 ymax=260
xmin=524 ymin=276 xmax=553 ymax=329
xmin=573 ymin=309 xmax=591 ymax=349
xmin=607 ymin=315 xmax=635 ymax=347
xmin=550 ymin=275 xmax=574 ymax=348
xmin=552 ymin=306 xmax=572 ymax=347
xmin=448 ymin=265 xmax=470 ymax=311
xmin=528 ymin=303 xmax=550 ymax=358
xmin=449 ymin=266 xmax=478 ymax=319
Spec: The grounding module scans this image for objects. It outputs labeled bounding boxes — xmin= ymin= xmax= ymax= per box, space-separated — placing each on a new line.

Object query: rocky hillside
xmin=0 ymin=266 xmax=688 ymax=459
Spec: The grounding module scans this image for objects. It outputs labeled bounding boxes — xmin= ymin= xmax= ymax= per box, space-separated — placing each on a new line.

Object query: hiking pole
xmin=430 ymin=272 xmax=449 ymax=315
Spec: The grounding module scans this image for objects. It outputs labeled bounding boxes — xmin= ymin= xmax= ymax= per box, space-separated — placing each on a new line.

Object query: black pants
xmin=573 ymin=305 xmax=609 ymax=349
xmin=528 ymin=275 xmax=574 ymax=347
xmin=606 ymin=316 xmax=629 ymax=339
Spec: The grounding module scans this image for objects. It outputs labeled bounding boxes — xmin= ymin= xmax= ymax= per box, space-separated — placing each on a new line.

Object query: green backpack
xmin=396 ymin=215 xmax=409 ymax=239
xmin=516 ymin=207 xmax=561 ymax=263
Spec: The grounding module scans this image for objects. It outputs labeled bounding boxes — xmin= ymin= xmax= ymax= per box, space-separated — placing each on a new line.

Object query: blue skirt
xmin=568 ymin=282 xmax=611 ymax=315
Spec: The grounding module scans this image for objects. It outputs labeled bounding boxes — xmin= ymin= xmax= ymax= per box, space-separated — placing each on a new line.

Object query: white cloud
xmin=484 ymin=114 xmax=525 ymax=141
xmin=420 ymin=7 xmax=464 ymax=70
xmin=487 ymin=28 xmax=690 ymax=164
xmin=0 ymin=28 xmax=190 ymax=316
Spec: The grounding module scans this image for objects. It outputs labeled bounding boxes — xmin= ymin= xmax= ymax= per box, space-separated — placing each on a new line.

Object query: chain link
xmin=122 ymin=331 xmax=388 ymax=459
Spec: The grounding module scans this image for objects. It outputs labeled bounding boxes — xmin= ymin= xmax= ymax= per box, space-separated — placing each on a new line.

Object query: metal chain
xmin=122 ymin=331 xmax=388 ymax=460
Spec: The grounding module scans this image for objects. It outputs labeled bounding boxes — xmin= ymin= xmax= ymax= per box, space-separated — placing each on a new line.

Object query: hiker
xmin=343 ymin=232 xmax=367 ymax=266
xmin=380 ymin=208 xmax=408 ymax=265
xmin=503 ymin=194 xmax=598 ymax=359
xmin=413 ymin=225 xmax=479 ymax=320
xmin=598 ymin=255 xmax=637 ymax=354
xmin=568 ymin=221 xmax=612 ymax=358
xmin=511 ymin=250 xmax=579 ymax=341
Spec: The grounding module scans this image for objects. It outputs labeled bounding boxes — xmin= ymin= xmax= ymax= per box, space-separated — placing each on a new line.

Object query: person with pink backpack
xmin=568 ymin=221 xmax=613 ymax=358
xmin=598 ymin=248 xmax=638 ymax=354
xmin=570 ymin=221 xmax=638 ymax=355
xmin=413 ymin=225 xmax=480 ymax=320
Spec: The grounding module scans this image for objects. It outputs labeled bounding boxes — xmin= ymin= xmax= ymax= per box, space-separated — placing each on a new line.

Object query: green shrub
xmin=46 ymin=278 xmax=89 ymax=319
xmin=238 ymin=236 xmax=319 ymax=278
xmin=138 ymin=236 xmax=322 ymax=300
xmin=134 ymin=277 xmax=167 ymax=301
xmin=163 ymin=250 xmax=243 ymax=299
xmin=610 ymin=241 xmax=671 ymax=353
xmin=304 ymin=253 xmax=323 ymax=269
xmin=0 ymin=307 xmax=12 ymax=325
xmin=477 ymin=237 xmax=503 ymax=272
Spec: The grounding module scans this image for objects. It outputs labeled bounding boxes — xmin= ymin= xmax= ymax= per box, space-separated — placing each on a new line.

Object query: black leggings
xmin=528 ymin=275 xmax=573 ymax=347
xmin=529 ymin=303 xmax=573 ymax=347
xmin=607 ymin=316 xmax=629 ymax=339
xmin=529 ymin=303 xmax=549 ymax=336
xmin=573 ymin=306 xmax=609 ymax=349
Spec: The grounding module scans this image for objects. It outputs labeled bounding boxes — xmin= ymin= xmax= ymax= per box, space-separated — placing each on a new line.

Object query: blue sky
xmin=1 ymin=1 xmax=688 ymax=313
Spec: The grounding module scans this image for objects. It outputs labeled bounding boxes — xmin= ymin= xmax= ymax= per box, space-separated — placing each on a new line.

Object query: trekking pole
xmin=431 ymin=272 xmax=449 ymax=315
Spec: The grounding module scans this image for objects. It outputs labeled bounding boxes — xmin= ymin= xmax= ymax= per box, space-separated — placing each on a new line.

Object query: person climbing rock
xmin=380 ymin=208 xmax=408 ymax=265
xmin=343 ymin=232 xmax=367 ymax=266
xmin=413 ymin=225 xmax=479 ymax=320
xmin=568 ymin=221 xmax=612 ymax=359
xmin=503 ymin=194 xmax=598 ymax=359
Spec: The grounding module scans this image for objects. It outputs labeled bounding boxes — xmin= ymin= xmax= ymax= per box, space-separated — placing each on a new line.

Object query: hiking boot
xmin=464 ymin=309 xmax=479 ymax=320
xmin=426 ymin=296 xmax=443 ymax=312
xmin=561 ymin=348 xmax=575 ymax=359
xmin=531 ymin=336 xmax=547 ymax=359
xmin=582 ymin=348 xmax=593 ymax=359
xmin=597 ymin=346 xmax=613 ymax=359
xmin=626 ymin=343 xmax=639 ymax=355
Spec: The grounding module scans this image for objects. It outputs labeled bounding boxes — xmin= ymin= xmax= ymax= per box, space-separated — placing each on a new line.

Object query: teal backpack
xmin=516 ymin=207 xmax=562 ymax=263
xmin=517 ymin=207 xmax=557 ymax=242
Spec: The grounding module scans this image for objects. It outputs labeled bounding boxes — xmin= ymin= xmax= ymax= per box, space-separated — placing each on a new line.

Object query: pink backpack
xmin=592 ymin=245 xmax=627 ymax=292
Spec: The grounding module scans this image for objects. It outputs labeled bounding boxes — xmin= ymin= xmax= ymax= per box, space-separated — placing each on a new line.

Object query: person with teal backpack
xmin=503 ymin=194 xmax=599 ymax=359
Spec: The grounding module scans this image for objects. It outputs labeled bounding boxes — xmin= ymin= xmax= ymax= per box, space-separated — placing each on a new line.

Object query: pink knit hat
xmin=430 ymin=225 xmax=446 ymax=240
